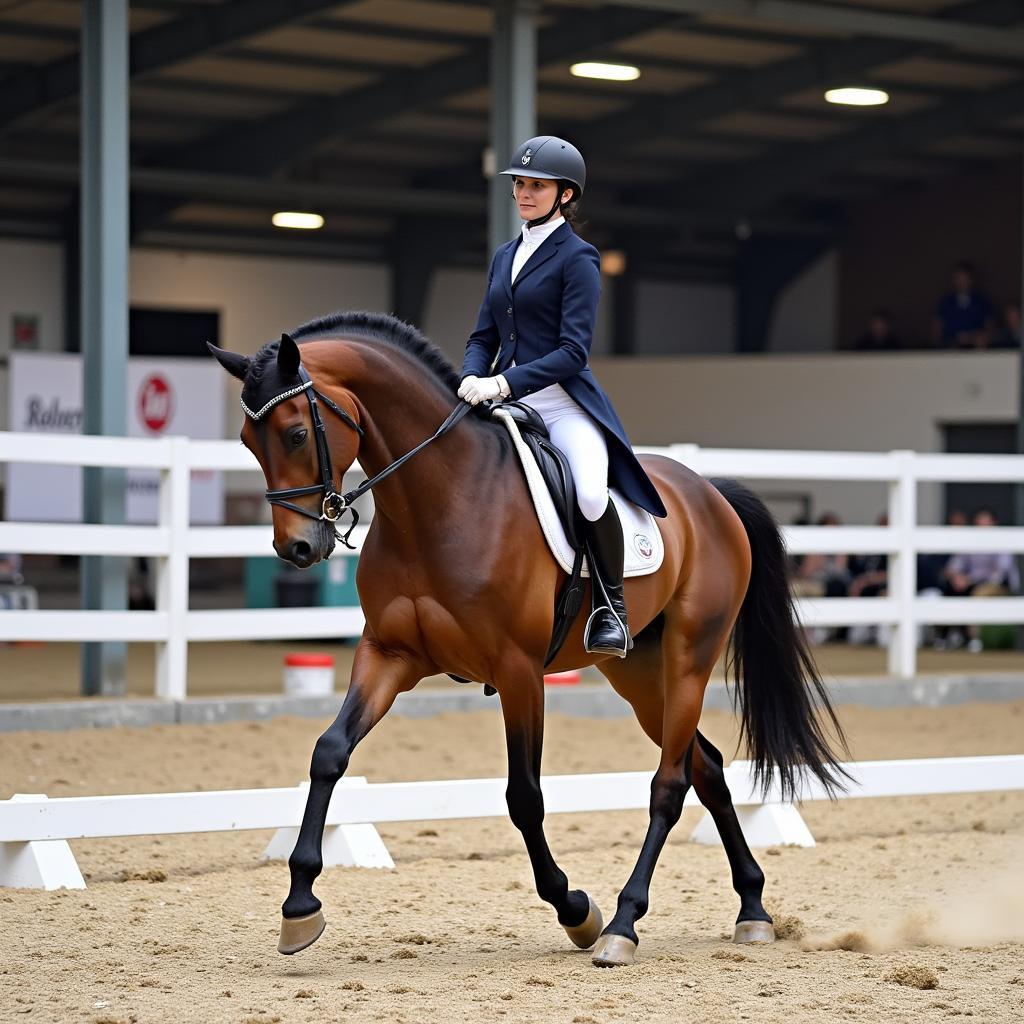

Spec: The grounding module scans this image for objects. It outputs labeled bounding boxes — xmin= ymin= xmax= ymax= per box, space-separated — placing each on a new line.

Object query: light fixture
xmin=601 ymin=250 xmax=627 ymax=277
xmin=272 ymin=211 xmax=325 ymax=230
xmin=570 ymin=61 xmax=640 ymax=82
xmin=824 ymin=87 xmax=889 ymax=107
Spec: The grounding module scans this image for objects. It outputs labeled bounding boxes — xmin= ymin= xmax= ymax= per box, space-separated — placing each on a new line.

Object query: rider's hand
xmin=458 ymin=375 xmax=508 ymax=406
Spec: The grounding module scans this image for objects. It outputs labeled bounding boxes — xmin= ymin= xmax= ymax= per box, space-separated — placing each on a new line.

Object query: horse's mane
xmin=285 ymin=310 xmax=462 ymax=395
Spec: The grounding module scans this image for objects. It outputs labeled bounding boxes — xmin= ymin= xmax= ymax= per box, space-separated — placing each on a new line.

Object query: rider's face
xmin=512 ymin=177 xmax=571 ymax=219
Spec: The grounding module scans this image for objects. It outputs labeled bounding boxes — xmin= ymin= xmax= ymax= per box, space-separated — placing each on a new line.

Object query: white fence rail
xmin=1 ymin=431 xmax=1023 ymax=696
xmin=3 ymin=755 xmax=1022 ymax=890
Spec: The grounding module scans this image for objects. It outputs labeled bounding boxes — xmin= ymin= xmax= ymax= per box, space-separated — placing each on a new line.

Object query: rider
xmin=458 ymin=136 xmax=667 ymax=659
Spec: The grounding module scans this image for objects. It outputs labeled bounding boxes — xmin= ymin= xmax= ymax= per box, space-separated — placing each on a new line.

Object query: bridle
xmin=242 ymin=363 xmax=472 ymax=549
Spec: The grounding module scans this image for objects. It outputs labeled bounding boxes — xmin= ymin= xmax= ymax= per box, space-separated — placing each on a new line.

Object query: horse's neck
xmin=312 ymin=340 xmax=492 ymax=527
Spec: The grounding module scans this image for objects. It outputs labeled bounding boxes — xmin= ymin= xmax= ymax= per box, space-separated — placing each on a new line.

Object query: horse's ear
xmin=207 ymin=342 xmax=249 ymax=382
xmin=277 ymin=332 xmax=301 ymax=376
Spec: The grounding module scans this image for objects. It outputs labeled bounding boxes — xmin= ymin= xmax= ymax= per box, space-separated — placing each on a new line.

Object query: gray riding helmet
xmin=500 ymin=136 xmax=586 ymax=199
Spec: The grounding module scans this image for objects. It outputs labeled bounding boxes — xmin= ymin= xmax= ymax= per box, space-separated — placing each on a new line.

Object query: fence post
xmin=155 ymin=437 xmax=190 ymax=700
xmin=887 ymin=451 xmax=917 ymax=678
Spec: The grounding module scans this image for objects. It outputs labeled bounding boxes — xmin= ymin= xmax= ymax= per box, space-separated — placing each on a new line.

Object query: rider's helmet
xmin=500 ymin=136 xmax=586 ymax=225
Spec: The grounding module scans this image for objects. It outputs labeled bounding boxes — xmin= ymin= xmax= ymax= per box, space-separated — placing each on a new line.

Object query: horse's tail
xmin=711 ymin=477 xmax=851 ymax=800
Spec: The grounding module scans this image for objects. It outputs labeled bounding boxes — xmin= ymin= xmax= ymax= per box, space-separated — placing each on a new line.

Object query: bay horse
xmin=210 ymin=311 xmax=847 ymax=968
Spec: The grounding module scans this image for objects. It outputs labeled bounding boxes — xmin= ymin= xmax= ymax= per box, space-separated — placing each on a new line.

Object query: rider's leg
xmin=546 ymin=412 xmax=630 ymax=657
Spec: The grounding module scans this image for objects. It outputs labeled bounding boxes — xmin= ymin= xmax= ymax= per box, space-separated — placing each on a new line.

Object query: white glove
xmin=458 ymin=374 xmax=508 ymax=406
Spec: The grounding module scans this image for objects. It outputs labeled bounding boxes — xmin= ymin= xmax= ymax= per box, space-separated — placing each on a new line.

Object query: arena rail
xmin=2 ymin=755 xmax=1022 ymax=890
xmin=1 ymin=431 xmax=1023 ymax=696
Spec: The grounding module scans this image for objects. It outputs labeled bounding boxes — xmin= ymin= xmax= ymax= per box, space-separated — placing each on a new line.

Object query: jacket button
xmin=506 ymin=307 xmax=513 ymax=315
xmin=509 ymin=331 xmax=516 ymax=340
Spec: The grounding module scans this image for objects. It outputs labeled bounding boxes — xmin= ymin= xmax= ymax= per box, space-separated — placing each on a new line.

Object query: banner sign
xmin=7 ymin=352 xmax=224 ymax=524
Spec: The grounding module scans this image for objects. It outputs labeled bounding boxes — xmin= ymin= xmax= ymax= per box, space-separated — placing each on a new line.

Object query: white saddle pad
xmin=492 ymin=407 xmax=664 ymax=578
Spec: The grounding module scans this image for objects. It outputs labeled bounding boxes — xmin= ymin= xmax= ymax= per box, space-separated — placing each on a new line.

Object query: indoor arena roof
xmin=0 ymin=0 xmax=1022 ymax=278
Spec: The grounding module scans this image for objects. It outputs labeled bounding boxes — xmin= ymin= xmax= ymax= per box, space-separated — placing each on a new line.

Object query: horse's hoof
xmin=278 ymin=909 xmax=326 ymax=955
xmin=734 ymin=919 xmax=775 ymax=944
xmin=591 ymin=933 xmax=637 ymax=967
xmin=563 ymin=896 xmax=604 ymax=950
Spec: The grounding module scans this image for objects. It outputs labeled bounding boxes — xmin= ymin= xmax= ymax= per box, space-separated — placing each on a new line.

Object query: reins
xmin=246 ymin=363 xmax=473 ymax=549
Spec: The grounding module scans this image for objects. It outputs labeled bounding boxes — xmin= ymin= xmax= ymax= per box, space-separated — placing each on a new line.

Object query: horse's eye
xmin=291 ymin=428 xmax=308 ymax=448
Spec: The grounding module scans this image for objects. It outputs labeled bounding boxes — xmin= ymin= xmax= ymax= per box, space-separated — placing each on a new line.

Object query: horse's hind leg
xmin=691 ymin=731 xmax=774 ymax=943
xmin=496 ymin=654 xmax=602 ymax=951
xmin=279 ymin=636 xmax=423 ymax=954
xmin=592 ymin=638 xmax=708 ymax=967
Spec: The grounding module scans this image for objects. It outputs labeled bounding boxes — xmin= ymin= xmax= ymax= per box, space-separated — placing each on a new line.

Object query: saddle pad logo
xmin=633 ymin=533 xmax=654 ymax=560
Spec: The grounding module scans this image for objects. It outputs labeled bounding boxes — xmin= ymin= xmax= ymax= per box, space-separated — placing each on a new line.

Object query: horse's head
xmin=209 ymin=333 xmax=361 ymax=569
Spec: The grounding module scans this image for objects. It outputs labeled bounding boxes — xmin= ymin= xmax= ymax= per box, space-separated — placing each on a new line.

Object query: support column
xmin=489 ymin=0 xmax=537 ymax=256
xmin=735 ymin=236 xmax=828 ymax=352
xmin=80 ymin=0 xmax=129 ymax=696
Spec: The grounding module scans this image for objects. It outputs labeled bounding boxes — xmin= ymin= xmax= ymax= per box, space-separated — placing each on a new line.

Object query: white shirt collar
xmin=520 ymin=214 xmax=565 ymax=248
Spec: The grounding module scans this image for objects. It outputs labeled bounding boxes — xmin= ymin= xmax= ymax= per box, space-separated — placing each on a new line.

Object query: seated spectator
xmin=847 ymin=513 xmax=889 ymax=646
xmin=853 ymin=309 xmax=901 ymax=351
xmin=0 ymin=552 xmax=23 ymax=585
xmin=792 ymin=512 xmax=850 ymax=600
xmin=917 ymin=509 xmax=966 ymax=593
xmin=944 ymin=509 xmax=1020 ymax=595
xmin=848 ymin=513 xmax=888 ymax=598
xmin=931 ymin=261 xmax=994 ymax=349
xmin=941 ymin=508 xmax=1019 ymax=652
xmin=992 ymin=302 xmax=1022 ymax=349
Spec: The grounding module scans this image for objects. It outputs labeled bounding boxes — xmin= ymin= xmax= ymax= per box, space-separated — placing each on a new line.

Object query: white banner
xmin=7 ymin=353 xmax=224 ymax=524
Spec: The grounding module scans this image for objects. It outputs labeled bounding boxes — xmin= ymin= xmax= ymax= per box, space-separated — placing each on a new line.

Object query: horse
xmin=210 ymin=311 xmax=848 ymax=968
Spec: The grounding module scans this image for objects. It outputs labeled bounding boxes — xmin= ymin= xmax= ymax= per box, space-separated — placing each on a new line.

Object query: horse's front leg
xmin=496 ymin=657 xmax=603 ymax=951
xmin=279 ymin=635 xmax=423 ymax=954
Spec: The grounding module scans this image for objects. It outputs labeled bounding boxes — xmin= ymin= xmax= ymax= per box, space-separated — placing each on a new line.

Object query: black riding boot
xmin=583 ymin=501 xmax=632 ymax=658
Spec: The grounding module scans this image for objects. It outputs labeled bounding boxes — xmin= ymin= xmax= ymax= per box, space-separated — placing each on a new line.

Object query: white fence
xmin=1 ymin=431 xmax=1023 ymax=697
xmin=3 ymin=755 xmax=1022 ymax=890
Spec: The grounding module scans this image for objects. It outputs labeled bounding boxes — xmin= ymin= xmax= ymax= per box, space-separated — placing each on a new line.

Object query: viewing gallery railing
xmin=0 ymin=431 xmax=1022 ymax=698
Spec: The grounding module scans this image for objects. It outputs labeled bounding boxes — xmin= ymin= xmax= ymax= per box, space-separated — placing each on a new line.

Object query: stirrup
xmin=584 ymin=606 xmax=629 ymax=659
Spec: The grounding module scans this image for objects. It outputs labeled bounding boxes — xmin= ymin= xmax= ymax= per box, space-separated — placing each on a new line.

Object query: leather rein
xmin=242 ymin=364 xmax=472 ymax=548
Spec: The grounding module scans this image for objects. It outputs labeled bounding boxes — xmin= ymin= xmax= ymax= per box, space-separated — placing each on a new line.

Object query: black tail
xmin=711 ymin=478 xmax=851 ymax=800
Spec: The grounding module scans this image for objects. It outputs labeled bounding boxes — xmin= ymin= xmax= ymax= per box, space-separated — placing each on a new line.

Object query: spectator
xmin=792 ymin=512 xmax=851 ymax=644
xmin=848 ymin=513 xmax=889 ymax=598
xmin=847 ymin=513 xmax=889 ymax=646
xmin=853 ymin=309 xmax=901 ymax=351
xmin=941 ymin=508 xmax=1019 ymax=652
xmin=918 ymin=509 xmax=966 ymax=593
xmin=931 ymin=261 xmax=994 ymax=349
xmin=992 ymin=302 xmax=1022 ymax=349
xmin=0 ymin=553 xmax=23 ymax=585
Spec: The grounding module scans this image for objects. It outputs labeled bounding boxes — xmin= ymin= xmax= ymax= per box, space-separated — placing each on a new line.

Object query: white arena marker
xmin=0 ymin=795 xmax=86 ymax=890
xmin=689 ymin=803 xmax=816 ymax=848
xmin=263 ymin=779 xmax=394 ymax=870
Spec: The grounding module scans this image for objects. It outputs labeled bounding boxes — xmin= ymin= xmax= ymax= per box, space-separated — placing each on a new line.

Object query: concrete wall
xmin=592 ymin=349 xmax=1019 ymax=524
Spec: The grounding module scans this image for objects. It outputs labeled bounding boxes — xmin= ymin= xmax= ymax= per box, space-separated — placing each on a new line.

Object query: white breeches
xmin=520 ymin=384 xmax=609 ymax=522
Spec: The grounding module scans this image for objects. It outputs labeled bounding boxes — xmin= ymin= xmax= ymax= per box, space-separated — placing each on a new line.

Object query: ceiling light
xmin=272 ymin=211 xmax=324 ymax=230
xmin=601 ymin=250 xmax=627 ymax=277
xmin=570 ymin=62 xmax=640 ymax=82
xmin=824 ymin=87 xmax=889 ymax=107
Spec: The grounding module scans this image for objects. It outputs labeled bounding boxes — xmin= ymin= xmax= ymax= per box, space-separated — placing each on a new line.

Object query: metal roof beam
xmin=573 ymin=0 xmax=1020 ymax=155
xmin=0 ymin=0 xmax=355 ymax=133
xmin=610 ymin=0 xmax=1024 ymax=57
xmin=686 ymin=77 xmax=1024 ymax=214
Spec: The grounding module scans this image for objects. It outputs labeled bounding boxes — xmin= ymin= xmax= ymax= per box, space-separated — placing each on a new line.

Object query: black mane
xmin=290 ymin=310 xmax=461 ymax=395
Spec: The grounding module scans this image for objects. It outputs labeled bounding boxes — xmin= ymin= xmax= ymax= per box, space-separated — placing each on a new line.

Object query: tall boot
xmin=583 ymin=500 xmax=632 ymax=658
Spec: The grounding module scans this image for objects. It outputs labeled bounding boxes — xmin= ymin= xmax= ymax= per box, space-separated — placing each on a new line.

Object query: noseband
xmin=242 ymin=362 xmax=472 ymax=549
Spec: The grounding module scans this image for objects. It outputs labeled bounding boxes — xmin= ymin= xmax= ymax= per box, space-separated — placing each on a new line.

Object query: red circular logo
xmin=138 ymin=374 xmax=173 ymax=433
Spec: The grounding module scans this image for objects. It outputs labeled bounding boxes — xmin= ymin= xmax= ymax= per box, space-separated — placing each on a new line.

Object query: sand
xmin=1 ymin=700 xmax=1023 ymax=1023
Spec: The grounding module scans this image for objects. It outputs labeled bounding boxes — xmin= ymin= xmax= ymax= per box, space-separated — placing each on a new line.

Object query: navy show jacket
xmin=461 ymin=222 xmax=667 ymax=518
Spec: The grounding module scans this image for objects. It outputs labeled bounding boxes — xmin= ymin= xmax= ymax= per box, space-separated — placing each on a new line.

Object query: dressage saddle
xmin=449 ymin=401 xmax=588 ymax=695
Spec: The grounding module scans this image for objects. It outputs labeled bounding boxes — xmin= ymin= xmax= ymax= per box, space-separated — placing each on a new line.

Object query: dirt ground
xmin=1 ymin=700 xmax=1023 ymax=1023
xmin=1 ymin=640 xmax=1023 ymax=702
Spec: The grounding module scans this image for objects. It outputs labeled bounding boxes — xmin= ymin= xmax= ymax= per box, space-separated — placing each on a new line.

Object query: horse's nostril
xmin=291 ymin=540 xmax=313 ymax=565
